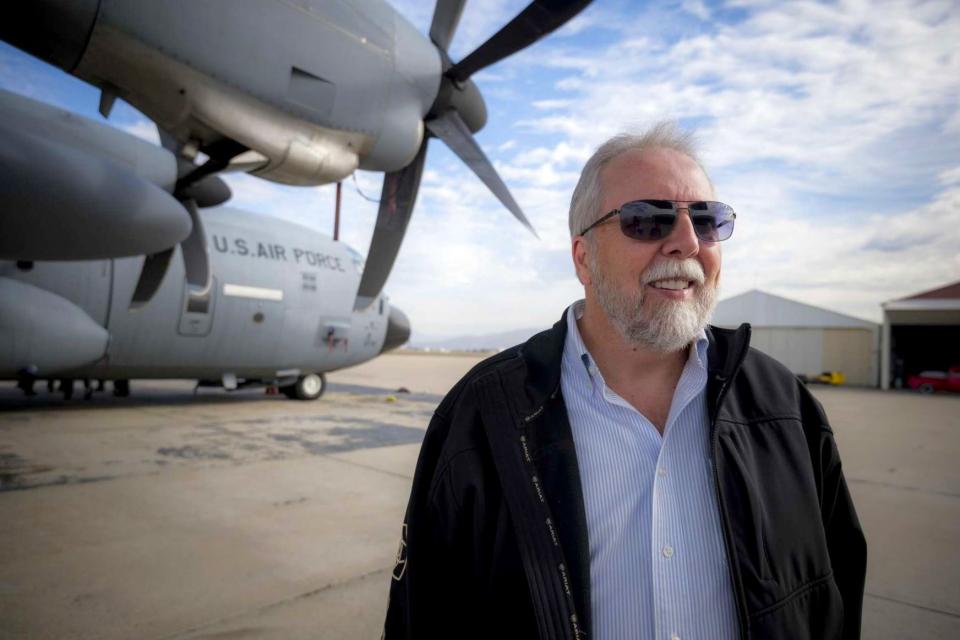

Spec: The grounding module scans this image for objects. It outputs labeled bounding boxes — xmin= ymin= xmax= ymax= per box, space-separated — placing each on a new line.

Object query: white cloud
xmin=939 ymin=166 xmax=960 ymax=186
xmin=415 ymin=0 xmax=958 ymax=333
xmin=721 ymin=178 xmax=960 ymax=322
xmin=392 ymin=0 xmax=960 ymax=332
xmin=523 ymin=1 xmax=959 ymax=180
xmin=681 ymin=0 xmax=711 ymax=21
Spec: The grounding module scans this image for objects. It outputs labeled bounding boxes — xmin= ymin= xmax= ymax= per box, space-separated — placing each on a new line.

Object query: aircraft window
xmin=379 ymin=298 xmax=384 ymax=315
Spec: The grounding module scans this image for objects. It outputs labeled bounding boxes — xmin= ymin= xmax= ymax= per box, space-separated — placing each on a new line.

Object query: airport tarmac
xmin=1 ymin=353 xmax=958 ymax=639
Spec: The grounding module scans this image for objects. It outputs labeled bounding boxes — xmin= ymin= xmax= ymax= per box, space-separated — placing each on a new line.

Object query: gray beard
xmin=588 ymin=255 xmax=718 ymax=353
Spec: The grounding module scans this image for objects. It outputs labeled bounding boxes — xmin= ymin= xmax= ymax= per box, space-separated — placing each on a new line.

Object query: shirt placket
xmin=652 ymin=351 xmax=707 ymax=640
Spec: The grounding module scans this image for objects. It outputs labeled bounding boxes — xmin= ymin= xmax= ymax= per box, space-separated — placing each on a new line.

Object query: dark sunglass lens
xmin=650 ymin=214 xmax=675 ymax=240
xmin=619 ymin=201 xmax=676 ymax=241
xmin=693 ymin=202 xmax=735 ymax=241
xmin=692 ymin=215 xmax=718 ymax=241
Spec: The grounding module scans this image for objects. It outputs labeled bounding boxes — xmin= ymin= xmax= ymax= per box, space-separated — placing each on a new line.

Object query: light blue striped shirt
xmin=560 ymin=301 xmax=739 ymax=640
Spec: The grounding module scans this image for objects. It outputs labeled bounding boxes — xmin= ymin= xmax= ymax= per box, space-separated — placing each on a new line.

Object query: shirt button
xmin=657 ymin=466 xmax=667 ymax=477
xmin=671 ymin=634 xmax=680 ymax=640
xmin=662 ymin=545 xmax=674 ymax=558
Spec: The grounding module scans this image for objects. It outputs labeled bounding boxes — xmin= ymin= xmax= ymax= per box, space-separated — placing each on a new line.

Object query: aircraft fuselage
xmin=0 ymin=207 xmax=407 ymax=383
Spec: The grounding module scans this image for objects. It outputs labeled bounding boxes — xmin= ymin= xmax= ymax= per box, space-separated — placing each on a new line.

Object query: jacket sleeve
xmin=383 ymin=412 xmax=471 ymax=640
xmin=805 ymin=391 xmax=868 ymax=640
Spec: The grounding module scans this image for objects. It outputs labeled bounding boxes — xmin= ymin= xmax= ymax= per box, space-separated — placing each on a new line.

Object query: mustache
xmin=640 ymin=259 xmax=706 ymax=286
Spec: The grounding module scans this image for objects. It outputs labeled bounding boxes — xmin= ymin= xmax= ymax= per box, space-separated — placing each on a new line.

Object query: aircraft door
xmin=177 ymin=276 xmax=217 ymax=336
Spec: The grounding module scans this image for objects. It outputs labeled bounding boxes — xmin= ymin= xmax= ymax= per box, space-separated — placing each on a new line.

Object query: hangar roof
xmin=883 ymin=280 xmax=960 ymax=323
xmin=892 ymin=280 xmax=960 ymax=302
xmin=711 ymin=290 xmax=878 ymax=330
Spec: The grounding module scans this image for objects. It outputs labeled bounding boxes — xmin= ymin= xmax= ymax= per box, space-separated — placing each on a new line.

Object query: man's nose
xmin=661 ymin=208 xmax=699 ymax=258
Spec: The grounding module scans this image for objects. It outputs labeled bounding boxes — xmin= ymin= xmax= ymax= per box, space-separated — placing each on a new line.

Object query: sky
xmin=2 ymin=0 xmax=959 ymax=341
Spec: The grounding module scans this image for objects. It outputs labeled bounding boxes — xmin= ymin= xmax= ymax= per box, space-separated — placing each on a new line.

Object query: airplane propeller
xmin=354 ymin=0 xmax=592 ymax=309
xmin=446 ymin=0 xmax=593 ymax=83
xmin=128 ymin=134 xmax=237 ymax=312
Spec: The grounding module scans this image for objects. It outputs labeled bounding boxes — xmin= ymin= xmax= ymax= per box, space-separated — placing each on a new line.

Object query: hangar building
xmin=711 ymin=290 xmax=879 ymax=386
xmin=880 ymin=280 xmax=960 ymax=390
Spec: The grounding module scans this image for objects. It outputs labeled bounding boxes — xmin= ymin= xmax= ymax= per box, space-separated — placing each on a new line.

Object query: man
xmin=384 ymin=123 xmax=866 ymax=640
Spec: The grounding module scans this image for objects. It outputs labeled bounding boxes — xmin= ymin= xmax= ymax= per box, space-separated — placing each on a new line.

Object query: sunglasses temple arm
xmin=579 ymin=209 xmax=619 ymax=236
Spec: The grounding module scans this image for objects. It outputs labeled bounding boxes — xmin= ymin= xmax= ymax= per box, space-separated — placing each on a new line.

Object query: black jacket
xmin=384 ymin=314 xmax=866 ymax=639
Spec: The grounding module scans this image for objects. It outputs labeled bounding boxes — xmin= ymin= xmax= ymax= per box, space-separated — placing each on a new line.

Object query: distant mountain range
xmin=409 ymin=327 xmax=542 ymax=352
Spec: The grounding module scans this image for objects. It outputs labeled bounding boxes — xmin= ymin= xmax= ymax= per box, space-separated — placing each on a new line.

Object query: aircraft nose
xmin=381 ymin=306 xmax=411 ymax=354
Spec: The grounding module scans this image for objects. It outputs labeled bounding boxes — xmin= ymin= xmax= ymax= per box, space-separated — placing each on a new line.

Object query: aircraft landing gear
xmin=16 ymin=367 xmax=38 ymax=397
xmin=113 ymin=380 xmax=131 ymax=397
xmin=280 ymin=373 xmax=326 ymax=400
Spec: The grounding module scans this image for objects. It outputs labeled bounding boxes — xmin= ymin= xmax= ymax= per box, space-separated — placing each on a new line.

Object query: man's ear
xmin=572 ymin=236 xmax=592 ymax=286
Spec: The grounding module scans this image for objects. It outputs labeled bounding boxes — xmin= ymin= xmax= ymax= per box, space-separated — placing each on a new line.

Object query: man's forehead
xmin=600 ymin=147 xmax=713 ymax=200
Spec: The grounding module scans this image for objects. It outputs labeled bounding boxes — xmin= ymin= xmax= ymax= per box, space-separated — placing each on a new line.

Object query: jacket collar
xmin=515 ymin=310 xmax=569 ymax=417
xmin=516 ymin=307 xmax=752 ymax=415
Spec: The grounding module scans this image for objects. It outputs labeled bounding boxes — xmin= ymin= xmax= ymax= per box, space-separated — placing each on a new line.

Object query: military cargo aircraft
xmin=1 ymin=206 xmax=405 ymax=400
xmin=0 ymin=0 xmax=592 ymax=398
xmin=0 ymin=90 xmax=407 ymax=399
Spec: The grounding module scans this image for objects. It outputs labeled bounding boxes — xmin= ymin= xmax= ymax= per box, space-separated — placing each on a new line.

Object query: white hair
xmin=568 ymin=121 xmax=710 ymax=238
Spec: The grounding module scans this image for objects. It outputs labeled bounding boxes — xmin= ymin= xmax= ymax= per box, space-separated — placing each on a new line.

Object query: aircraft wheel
xmin=919 ymin=383 xmax=935 ymax=394
xmin=294 ymin=373 xmax=326 ymax=400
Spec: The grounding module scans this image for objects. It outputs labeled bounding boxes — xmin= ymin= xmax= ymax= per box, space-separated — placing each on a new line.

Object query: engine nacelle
xmin=0 ymin=278 xmax=109 ymax=377
xmin=0 ymin=91 xmax=192 ymax=260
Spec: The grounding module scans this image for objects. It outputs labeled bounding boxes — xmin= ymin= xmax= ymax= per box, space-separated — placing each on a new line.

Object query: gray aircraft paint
xmin=69 ymin=0 xmax=440 ymax=184
xmin=0 ymin=208 xmax=401 ymax=381
xmin=0 ymin=90 xmax=193 ymax=260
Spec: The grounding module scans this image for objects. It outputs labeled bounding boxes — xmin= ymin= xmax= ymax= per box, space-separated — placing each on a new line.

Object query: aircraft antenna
xmin=334 ymin=182 xmax=342 ymax=241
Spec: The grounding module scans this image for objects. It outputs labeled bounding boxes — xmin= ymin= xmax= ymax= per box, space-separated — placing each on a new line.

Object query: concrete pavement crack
xmin=865 ymin=591 xmax=960 ymax=619
xmin=847 ymin=476 xmax=960 ymax=499
xmin=320 ymin=451 xmax=416 ymax=481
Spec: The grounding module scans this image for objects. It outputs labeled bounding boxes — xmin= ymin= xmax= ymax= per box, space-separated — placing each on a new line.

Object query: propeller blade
xmin=129 ymin=247 xmax=175 ymax=310
xmin=127 ymin=199 xmax=217 ymax=311
xmin=179 ymin=199 xmax=213 ymax=313
xmin=426 ymin=111 xmax=537 ymax=237
xmin=447 ymin=0 xmax=592 ymax=82
xmin=430 ymin=0 xmax=467 ymax=51
xmin=354 ymin=140 xmax=430 ymax=310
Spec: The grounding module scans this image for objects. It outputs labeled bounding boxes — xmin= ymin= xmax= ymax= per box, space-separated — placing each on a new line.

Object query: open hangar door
xmin=889 ymin=326 xmax=960 ymax=387
xmin=881 ymin=281 xmax=960 ymax=390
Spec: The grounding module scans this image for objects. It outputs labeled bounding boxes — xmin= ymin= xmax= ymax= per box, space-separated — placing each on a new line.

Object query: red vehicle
xmin=907 ymin=367 xmax=960 ymax=394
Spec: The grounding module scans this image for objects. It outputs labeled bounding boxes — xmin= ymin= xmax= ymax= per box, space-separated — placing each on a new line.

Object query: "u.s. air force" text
xmin=211 ymin=235 xmax=345 ymax=272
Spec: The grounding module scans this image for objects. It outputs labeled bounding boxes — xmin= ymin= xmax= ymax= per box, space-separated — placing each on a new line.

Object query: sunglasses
xmin=579 ymin=200 xmax=736 ymax=242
